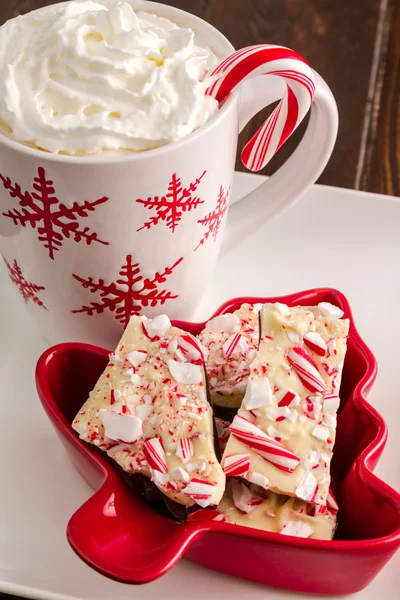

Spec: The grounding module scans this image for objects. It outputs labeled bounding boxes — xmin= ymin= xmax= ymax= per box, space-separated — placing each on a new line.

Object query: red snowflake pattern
xmin=1 ymin=167 xmax=109 ymax=260
xmin=3 ymin=256 xmax=47 ymax=309
xmin=136 ymin=171 xmax=206 ymax=233
xmin=195 ymin=185 xmax=231 ymax=250
xmin=72 ymin=254 xmax=184 ymax=328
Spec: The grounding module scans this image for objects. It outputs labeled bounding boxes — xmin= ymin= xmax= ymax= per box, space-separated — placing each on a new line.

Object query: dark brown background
xmin=1 ymin=0 xmax=399 ymax=197
xmin=0 ymin=1 xmax=399 ymax=599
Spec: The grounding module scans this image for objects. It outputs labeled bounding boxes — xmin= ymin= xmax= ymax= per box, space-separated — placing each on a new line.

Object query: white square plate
xmin=0 ymin=172 xmax=399 ymax=599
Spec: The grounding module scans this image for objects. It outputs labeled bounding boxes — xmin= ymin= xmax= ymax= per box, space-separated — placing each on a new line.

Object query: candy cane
xmin=143 ymin=437 xmax=168 ymax=473
xmin=183 ymin=478 xmax=218 ymax=507
xmin=223 ymin=453 xmax=251 ymax=477
xmin=230 ymin=415 xmax=300 ymax=473
xmin=205 ymin=45 xmax=315 ymax=172
xmin=287 ymin=346 xmax=327 ymax=393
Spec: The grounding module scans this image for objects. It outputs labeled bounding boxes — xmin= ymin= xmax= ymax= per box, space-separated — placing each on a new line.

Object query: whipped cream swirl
xmin=0 ymin=1 xmax=219 ymax=154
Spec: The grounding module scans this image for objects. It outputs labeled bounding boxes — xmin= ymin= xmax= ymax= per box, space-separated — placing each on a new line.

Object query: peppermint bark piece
xmin=72 ymin=315 xmax=225 ymax=509
xmin=218 ymin=479 xmax=337 ymax=540
xmin=222 ymin=302 xmax=349 ymax=505
xmin=198 ymin=303 xmax=260 ymax=409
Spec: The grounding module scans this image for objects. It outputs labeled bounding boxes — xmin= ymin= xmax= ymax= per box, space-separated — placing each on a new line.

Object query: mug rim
xmin=0 ymin=0 xmax=238 ymax=166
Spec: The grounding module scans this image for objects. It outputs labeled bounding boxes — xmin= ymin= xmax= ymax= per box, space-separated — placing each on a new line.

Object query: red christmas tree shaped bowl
xmin=35 ymin=288 xmax=400 ymax=595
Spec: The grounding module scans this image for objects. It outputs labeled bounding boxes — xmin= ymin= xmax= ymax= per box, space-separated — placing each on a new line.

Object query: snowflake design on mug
xmin=1 ymin=167 xmax=109 ymax=259
xmin=135 ymin=171 xmax=206 ymax=233
xmin=3 ymin=256 xmax=47 ymax=309
xmin=72 ymin=254 xmax=184 ymax=328
xmin=195 ymin=185 xmax=230 ymax=250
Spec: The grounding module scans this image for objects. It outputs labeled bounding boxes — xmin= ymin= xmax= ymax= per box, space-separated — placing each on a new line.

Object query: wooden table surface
xmin=0 ymin=1 xmax=399 ymax=599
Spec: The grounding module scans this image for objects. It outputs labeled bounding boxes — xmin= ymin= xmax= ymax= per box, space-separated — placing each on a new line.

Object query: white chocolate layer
xmin=72 ymin=315 xmax=225 ymax=508
xmin=218 ymin=479 xmax=336 ymax=540
xmin=198 ymin=303 xmax=260 ymax=408
xmin=222 ymin=303 xmax=349 ymax=505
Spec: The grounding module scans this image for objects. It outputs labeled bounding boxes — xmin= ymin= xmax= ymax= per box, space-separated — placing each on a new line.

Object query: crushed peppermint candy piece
xmin=223 ymin=453 xmax=251 ymax=477
xmin=327 ymin=489 xmax=339 ymax=513
xmin=231 ymin=480 xmax=264 ymax=513
xmin=177 ymin=335 xmax=208 ymax=365
xmin=320 ymin=449 xmax=333 ymax=464
xmin=327 ymin=337 xmax=337 ymax=356
xmin=287 ymin=329 xmax=301 ymax=344
xmin=248 ymin=471 xmax=270 ymax=490
xmin=287 ymin=346 xmax=327 ymax=393
xmin=318 ymin=302 xmax=344 ymax=319
xmin=303 ymin=449 xmax=320 ymax=470
xmin=230 ymin=415 xmax=301 ymax=473
xmin=312 ymin=424 xmax=330 ymax=442
xmin=243 ymin=376 xmax=273 ymax=410
xmin=265 ymin=406 xmax=291 ymax=421
xmin=223 ymin=333 xmax=250 ymax=359
xmin=247 ymin=348 xmax=257 ymax=362
xmin=110 ymin=389 xmax=122 ymax=404
xmin=323 ymin=392 xmax=341 ymax=413
xmin=237 ymin=407 xmax=257 ymax=423
xmin=143 ymin=314 xmax=171 ymax=339
xmin=303 ymin=332 xmax=327 ymax=356
xmin=74 ymin=421 xmax=87 ymax=437
xmin=99 ymin=409 xmax=142 ymax=443
xmin=323 ymin=413 xmax=336 ymax=428
xmin=170 ymin=467 xmax=190 ymax=483
xmin=168 ymin=339 xmax=178 ymax=353
xmin=176 ymin=438 xmax=194 ymax=464
xmin=295 ymin=471 xmax=318 ymax=502
xmin=109 ymin=350 xmax=123 ymax=365
xmin=131 ymin=373 xmax=141 ymax=387
xmin=126 ymin=350 xmax=147 ymax=367
xmin=183 ymin=478 xmax=217 ymax=508
xmin=125 ymin=393 xmax=140 ymax=406
xmin=235 ymin=379 xmax=249 ymax=393
xmin=109 ymin=399 xmax=125 ymax=414
xmin=135 ymin=403 xmax=153 ymax=422
xmin=186 ymin=462 xmax=199 ymax=472
xmin=143 ymin=437 xmax=168 ymax=473
xmin=167 ymin=360 xmax=203 ymax=384
xmin=280 ymin=520 xmax=313 ymax=538
xmin=151 ymin=470 xmax=169 ymax=488
xmin=276 ymin=388 xmax=300 ymax=407
xmin=304 ymin=395 xmax=323 ymax=420
xmin=175 ymin=348 xmax=186 ymax=362
xmin=206 ymin=313 xmax=240 ymax=333
xmin=287 ymin=410 xmax=298 ymax=423
xmin=267 ymin=425 xmax=288 ymax=441
xmin=274 ymin=302 xmax=291 ymax=317
xmin=172 ymin=393 xmax=188 ymax=410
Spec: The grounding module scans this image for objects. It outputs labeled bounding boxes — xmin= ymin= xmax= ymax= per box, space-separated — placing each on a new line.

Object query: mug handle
xmin=220 ymin=71 xmax=338 ymax=256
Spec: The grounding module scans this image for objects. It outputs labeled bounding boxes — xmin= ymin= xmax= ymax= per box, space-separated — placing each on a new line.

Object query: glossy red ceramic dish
xmin=36 ymin=288 xmax=400 ymax=595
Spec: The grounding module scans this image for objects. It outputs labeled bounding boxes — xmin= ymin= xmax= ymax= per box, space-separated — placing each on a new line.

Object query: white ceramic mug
xmin=0 ymin=0 xmax=338 ymax=349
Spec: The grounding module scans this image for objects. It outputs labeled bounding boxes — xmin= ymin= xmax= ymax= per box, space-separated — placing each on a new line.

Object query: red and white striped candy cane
xmin=205 ymin=45 xmax=315 ymax=172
